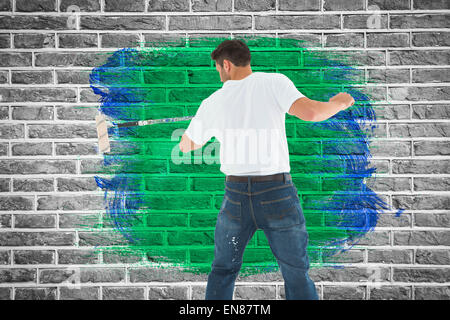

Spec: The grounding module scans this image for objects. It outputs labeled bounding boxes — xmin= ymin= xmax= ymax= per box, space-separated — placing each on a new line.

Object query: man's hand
xmin=179 ymin=133 xmax=204 ymax=153
xmin=328 ymin=92 xmax=355 ymax=111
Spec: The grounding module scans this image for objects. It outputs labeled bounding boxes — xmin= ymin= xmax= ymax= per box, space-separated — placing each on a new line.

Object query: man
xmin=179 ymin=39 xmax=355 ymax=300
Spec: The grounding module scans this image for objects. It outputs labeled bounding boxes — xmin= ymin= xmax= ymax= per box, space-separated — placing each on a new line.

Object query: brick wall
xmin=0 ymin=0 xmax=449 ymax=300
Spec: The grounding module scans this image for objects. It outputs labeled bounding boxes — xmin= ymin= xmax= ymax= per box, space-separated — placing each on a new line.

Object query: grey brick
xmin=56 ymin=71 xmax=90 ymax=84
xmin=80 ymin=268 xmax=125 ymax=283
xmin=0 ymin=288 xmax=11 ymax=300
xmin=0 ymin=178 xmax=9 ymax=192
xmin=81 ymin=15 xmax=165 ymax=30
xmin=365 ymin=176 xmax=411 ymax=191
xmin=324 ymin=0 xmax=365 ymax=10
xmin=413 ymin=0 xmax=450 ymax=10
xmin=0 ymin=214 xmax=11 ymax=228
xmin=192 ymin=0 xmax=232 ymax=12
xmin=393 ymin=230 xmax=450 ymax=246
xmin=59 ymin=286 xmax=99 ymax=300
xmin=148 ymin=286 xmax=188 ymax=299
xmin=0 ymin=124 xmax=23 ymax=139
xmin=37 ymin=194 xmax=104 ymax=211
xmin=416 ymin=249 xmax=450 ymax=265
xmin=414 ymin=141 xmax=450 ymax=156
xmin=129 ymin=266 xmax=206 ymax=282
xmin=35 ymin=52 xmax=109 ymax=67
xmin=0 ymin=268 xmax=36 ymax=282
xmin=234 ymin=285 xmax=276 ymax=300
xmin=372 ymin=104 xmax=410 ymax=120
xmin=102 ymin=287 xmax=145 ymax=300
xmin=322 ymin=249 xmax=365 ymax=264
xmin=0 ymin=0 xmax=11 ymax=11
xmin=279 ymin=0 xmax=320 ymax=11
xmin=304 ymin=50 xmax=385 ymax=66
xmin=234 ymin=0 xmax=275 ymax=11
xmin=14 ymin=214 xmax=56 ymax=228
xmin=394 ymin=267 xmax=450 ymax=283
xmin=0 ymin=232 xmax=75 ymax=246
xmin=324 ymin=33 xmax=364 ymax=47
xmin=414 ymin=213 xmax=450 ymax=228
xmin=368 ymin=0 xmax=410 ymax=10
xmin=101 ymin=33 xmax=140 ymax=48
xmin=58 ymin=213 xmax=100 ymax=229
xmin=0 ymin=52 xmax=31 ymax=67
xmin=13 ymin=178 xmax=54 ymax=192
xmin=390 ymin=14 xmax=450 ymax=29
xmin=56 ymin=142 xmax=98 ymax=156
xmin=60 ymin=0 xmax=101 ymax=12
xmin=368 ymin=249 xmax=413 ymax=264
xmin=0 ymin=16 xmax=68 ymax=30
xmin=14 ymin=33 xmax=55 ymax=48
xmin=377 ymin=212 xmax=411 ymax=227
xmin=15 ymin=287 xmax=56 ymax=300
xmin=388 ymin=50 xmax=450 ymax=65
xmin=255 ymin=15 xmax=340 ymax=30
xmin=343 ymin=14 xmax=388 ymax=29
xmin=58 ymin=33 xmax=98 ymax=48
xmin=11 ymin=143 xmax=52 ymax=156
xmin=56 ymin=105 xmax=97 ymax=120
xmin=170 ymin=15 xmax=251 ymax=30
xmin=0 ymin=88 xmax=76 ymax=102
xmin=392 ymin=160 xmax=450 ymax=174
xmin=412 ymin=32 xmax=450 ymax=47
xmin=143 ymin=33 xmax=187 ymax=47
xmin=16 ymin=0 xmax=56 ymax=12
xmin=393 ymin=195 xmax=450 ymax=210
xmin=78 ymin=231 xmax=131 ymax=246
xmin=389 ymin=123 xmax=450 ymax=137
xmin=191 ymin=285 xmax=206 ymax=300
xmin=0 ymin=33 xmax=10 ymax=48
xmin=28 ymin=124 xmax=97 ymax=139
xmin=13 ymin=250 xmax=54 ymax=264
xmin=102 ymin=249 xmax=143 ymax=264
xmin=367 ymin=32 xmax=409 ymax=47
xmin=12 ymin=106 xmax=53 ymax=120
xmin=369 ymin=286 xmax=411 ymax=300
xmin=56 ymin=177 xmax=98 ymax=192
xmin=149 ymin=0 xmax=191 ymax=12
xmin=414 ymin=286 xmax=450 ymax=300
xmin=347 ymin=231 xmax=390 ymax=246
xmin=104 ymin=0 xmax=145 ymax=12
xmin=310 ymin=266 xmax=390 ymax=282
xmin=412 ymin=68 xmax=450 ymax=83
xmin=0 ymin=71 xmax=8 ymax=83
xmin=412 ymin=104 xmax=450 ymax=119
xmin=278 ymin=33 xmax=321 ymax=47
xmin=369 ymin=140 xmax=411 ymax=157
xmin=0 ymin=160 xmax=76 ymax=174
xmin=39 ymin=268 xmax=79 ymax=283
xmin=0 ymin=196 xmax=34 ymax=210
xmin=389 ymin=86 xmax=450 ymax=101
xmin=323 ymin=286 xmax=366 ymax=300
xmin=58 ymin=249 xmax=99 ymax=264
xmin=0 ymin=250 xmax=10 ymax=264
xmin=415 ymin=176 xmax=450 ymax=191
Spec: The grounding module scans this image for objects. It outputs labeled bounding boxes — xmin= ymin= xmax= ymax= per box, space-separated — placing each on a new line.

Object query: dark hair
xmin=211 ymin=39 xmax=251 ymax=67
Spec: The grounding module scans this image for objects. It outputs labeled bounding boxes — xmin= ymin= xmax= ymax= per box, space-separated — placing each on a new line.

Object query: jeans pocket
xmin=219 ymin=194 xmax=242 ymax=229
xmin=261 ymin=190 xmax=304 ymax=229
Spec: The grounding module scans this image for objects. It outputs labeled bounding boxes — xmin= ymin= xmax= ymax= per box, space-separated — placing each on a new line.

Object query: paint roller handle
xmin=116 ymin=116 xmax=195 ymax=128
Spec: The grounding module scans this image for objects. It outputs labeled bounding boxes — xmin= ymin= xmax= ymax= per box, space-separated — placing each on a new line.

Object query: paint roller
xmin=95 ymin=112 xmax=194 ymax=153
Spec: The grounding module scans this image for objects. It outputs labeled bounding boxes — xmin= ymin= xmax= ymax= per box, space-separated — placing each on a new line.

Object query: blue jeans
xmin=205 ymin=172 xmax=319 ymax=300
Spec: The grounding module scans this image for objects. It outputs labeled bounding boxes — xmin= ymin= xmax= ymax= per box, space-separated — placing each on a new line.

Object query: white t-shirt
xmin=184 ymin=71 xmax=305 ymax=176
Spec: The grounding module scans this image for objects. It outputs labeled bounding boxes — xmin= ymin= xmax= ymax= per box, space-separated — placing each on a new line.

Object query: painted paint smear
xmin=86 ymin=35 xmax=404 ymax=276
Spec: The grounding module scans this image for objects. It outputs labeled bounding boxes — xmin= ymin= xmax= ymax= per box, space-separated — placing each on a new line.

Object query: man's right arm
xmin=288 ymin=92 xmax=355 ymax=122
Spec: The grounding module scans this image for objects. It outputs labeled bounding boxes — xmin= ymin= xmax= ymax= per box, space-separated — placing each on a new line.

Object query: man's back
xmin=184 ymin=72 xmax=305 ymax=176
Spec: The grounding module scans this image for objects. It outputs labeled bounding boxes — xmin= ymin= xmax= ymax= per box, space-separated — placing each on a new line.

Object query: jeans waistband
xmin=225 ymin=172 xmax=291 ymax=183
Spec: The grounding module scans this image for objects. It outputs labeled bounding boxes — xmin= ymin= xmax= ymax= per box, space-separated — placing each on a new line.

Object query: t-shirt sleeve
xmin=272 ymin=73 xmax=306 ymax=114
xmin=184 ymin=99 xmax=214 ymax=145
